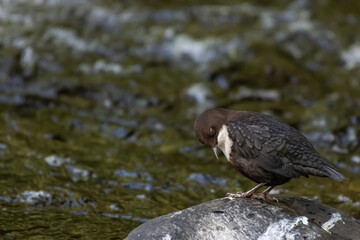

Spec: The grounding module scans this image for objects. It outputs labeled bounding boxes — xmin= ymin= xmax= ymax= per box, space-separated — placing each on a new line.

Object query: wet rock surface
xmin=126 ymin=196 xmax=360 ymax=240
xmin=1 ymin=0 xmax=360 ymax=239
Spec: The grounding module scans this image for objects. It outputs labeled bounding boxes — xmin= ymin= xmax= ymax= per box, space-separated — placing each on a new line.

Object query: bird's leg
xmin=252 ymin=186 xmax=279 ymax=203
xmin=226 ymin=183 xmax=266 ymax=198
xmin=263 ymin=186 xmax=278 ymax=202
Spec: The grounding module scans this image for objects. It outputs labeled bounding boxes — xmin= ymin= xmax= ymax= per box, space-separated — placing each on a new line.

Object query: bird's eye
xmin=209 ymin=127 xmax=215 ymax=136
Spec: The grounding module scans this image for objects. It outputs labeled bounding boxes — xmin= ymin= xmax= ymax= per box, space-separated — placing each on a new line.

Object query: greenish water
xmin=1 ymin=0 xmax=360 ymax=239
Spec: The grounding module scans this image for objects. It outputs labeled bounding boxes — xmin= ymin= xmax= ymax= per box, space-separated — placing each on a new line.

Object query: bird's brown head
xmin=194 ymin=108 xmax=229 ymax=148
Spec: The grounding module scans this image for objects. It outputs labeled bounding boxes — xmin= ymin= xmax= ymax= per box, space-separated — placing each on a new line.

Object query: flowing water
xmin=0 ymin=0 xmax=360 ymax=239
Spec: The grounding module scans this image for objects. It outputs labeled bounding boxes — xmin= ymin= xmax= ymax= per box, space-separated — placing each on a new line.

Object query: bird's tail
xmin=325 ymin=165 xmax=345 ymax=181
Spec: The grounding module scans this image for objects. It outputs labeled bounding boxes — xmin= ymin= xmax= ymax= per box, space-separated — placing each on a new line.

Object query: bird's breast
xmin=217 ymin=125 xmax=233 ymax=162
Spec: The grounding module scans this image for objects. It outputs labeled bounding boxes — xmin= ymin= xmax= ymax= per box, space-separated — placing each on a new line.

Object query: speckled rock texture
xmin=125 ymin=196 xmax=360 ymax=240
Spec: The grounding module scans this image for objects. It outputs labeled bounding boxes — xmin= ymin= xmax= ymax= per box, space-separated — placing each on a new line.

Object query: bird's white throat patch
xmin=217 ymin=125 xmax=233 ymax=161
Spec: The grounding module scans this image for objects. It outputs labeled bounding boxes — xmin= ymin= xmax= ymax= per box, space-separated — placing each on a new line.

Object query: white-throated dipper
xmin=194 ymin=108 xmax=345 ymax=202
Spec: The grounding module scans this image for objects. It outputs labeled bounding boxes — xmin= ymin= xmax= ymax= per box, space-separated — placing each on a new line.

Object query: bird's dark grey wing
xmin=227 ymin=112 xmax=344 ymax=181
xmin=227 ymin=120 xmax=303 ymax=178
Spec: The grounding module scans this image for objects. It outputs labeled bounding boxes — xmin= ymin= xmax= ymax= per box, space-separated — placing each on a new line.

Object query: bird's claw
xmin=226 ymin=192 xmax=278 ymax=203
xmin=226 ymin=191 xmax=253 ymax=199
xmin=226 ymin=192 xmax=248 ymax=198
xmin=251 ymin=194 xmax=279 ymax=203
xmin=267 ymin=195 xmax=279 ymax=203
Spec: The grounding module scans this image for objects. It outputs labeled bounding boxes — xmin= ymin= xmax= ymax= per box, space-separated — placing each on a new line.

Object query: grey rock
xmin=125 ymin=196 xmax=360 ymax=240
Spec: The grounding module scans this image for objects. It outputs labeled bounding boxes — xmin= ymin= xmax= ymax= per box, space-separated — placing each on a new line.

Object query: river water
xmin=0 ymin=0 xmax=360 ymax=239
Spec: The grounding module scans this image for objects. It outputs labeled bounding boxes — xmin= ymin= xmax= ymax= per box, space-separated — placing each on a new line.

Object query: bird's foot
xmin=252 ymin=193 xmax=279 ymax=203
xmin=226 ymin=192 xmax=278 ymax=203
xmin=226 ymin=191 xmax=253 ymax=199
xmin=267 ymin=195 xmax=279 ymax=203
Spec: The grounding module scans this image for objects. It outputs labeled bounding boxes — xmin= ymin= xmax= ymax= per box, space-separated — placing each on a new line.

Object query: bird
xmin=194 ymin=108 xmax=345 ymax=202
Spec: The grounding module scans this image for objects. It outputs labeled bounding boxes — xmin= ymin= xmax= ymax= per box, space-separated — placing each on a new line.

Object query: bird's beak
xmin=213 ymin=146 xmax=219 ymax=159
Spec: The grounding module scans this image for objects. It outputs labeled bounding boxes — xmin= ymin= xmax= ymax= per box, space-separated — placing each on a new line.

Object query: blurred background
xmin=1 ymin=0 xmax=360 ymax=239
